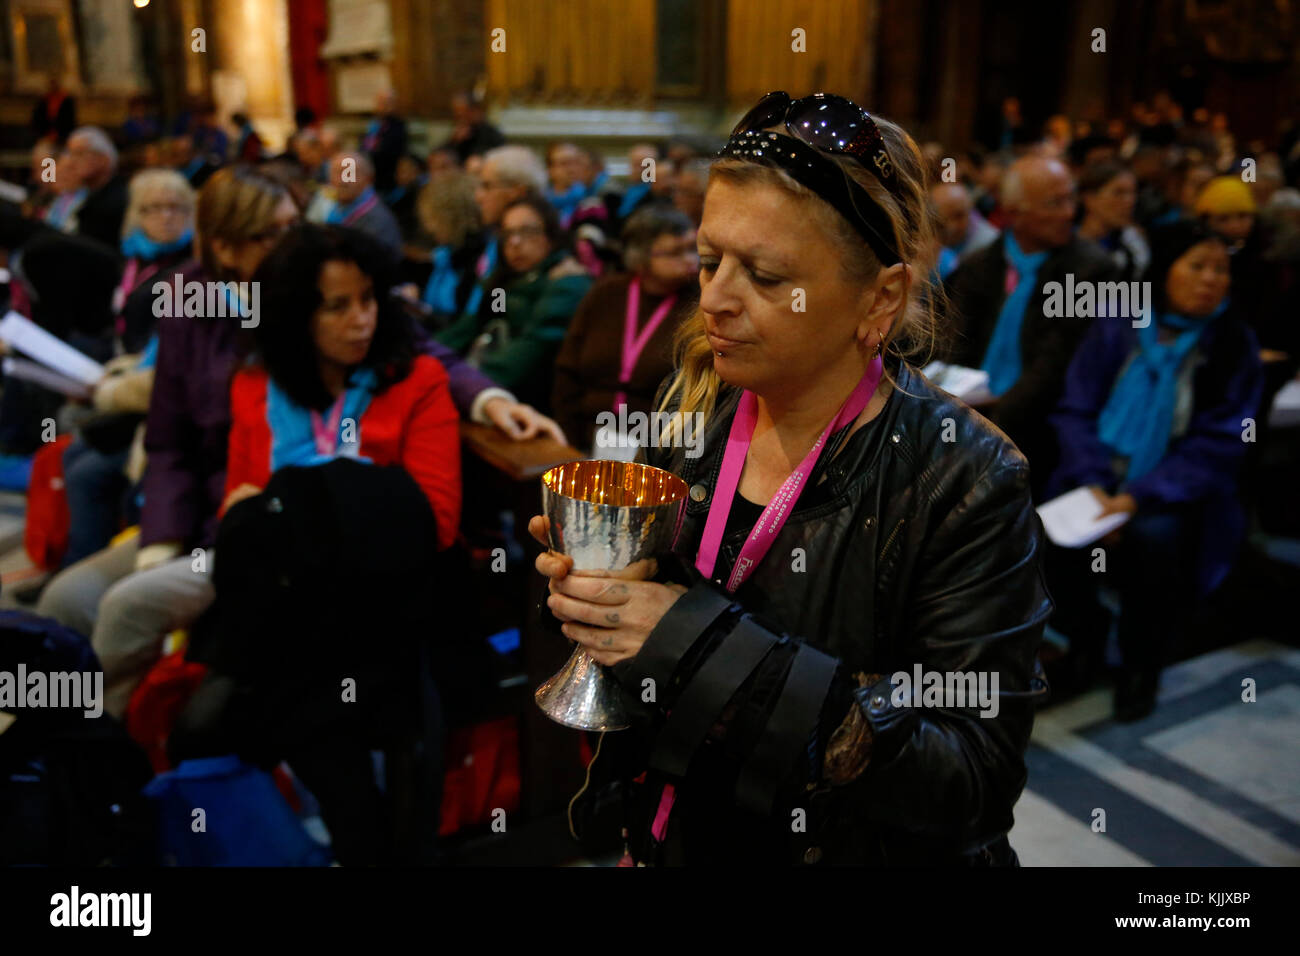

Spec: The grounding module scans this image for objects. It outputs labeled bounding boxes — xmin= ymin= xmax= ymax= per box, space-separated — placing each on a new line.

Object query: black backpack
xmin=0 ymin=610 xmax=156 ymax=865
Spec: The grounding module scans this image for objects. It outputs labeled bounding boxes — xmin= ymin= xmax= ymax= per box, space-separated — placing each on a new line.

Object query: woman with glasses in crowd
xmin=530 ymin=92 xmax=1051 ymax=866
xmin=437 ymin=194 xmax=592 ymax=411
xmin=552 ymin=206 xmax=697 ymax=453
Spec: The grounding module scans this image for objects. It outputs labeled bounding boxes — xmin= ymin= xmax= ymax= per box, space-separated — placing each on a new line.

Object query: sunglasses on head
xmin=718 ymin=92 xmax=906 ymax=265
xmin=731 ymin=91 xmax=901 ymax=202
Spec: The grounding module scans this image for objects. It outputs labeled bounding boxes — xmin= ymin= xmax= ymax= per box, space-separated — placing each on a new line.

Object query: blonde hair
xmin=417 ymin=171 xmax=481 ymax=247
xmin=194 ymin=165 xmax=290 ymax=276
xmin=657 ymin=114 xmax=941 ymax=429
xmin=121 ymin=168 xmax=196 ymax=240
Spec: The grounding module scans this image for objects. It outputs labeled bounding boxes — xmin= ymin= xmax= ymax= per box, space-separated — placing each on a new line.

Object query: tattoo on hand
xmin=605 ymin=611 xmax=621 ymax=624
xmin=601 ymin=636 xmax=614 ymax=647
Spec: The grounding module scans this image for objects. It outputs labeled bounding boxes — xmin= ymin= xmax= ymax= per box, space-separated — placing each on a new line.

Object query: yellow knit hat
xmin=1194 ymin=176 xmax=1257 ymax=215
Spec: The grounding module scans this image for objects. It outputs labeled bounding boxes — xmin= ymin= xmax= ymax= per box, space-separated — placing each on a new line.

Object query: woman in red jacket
xmin=224 ymin=224 xmax=460 ymax=548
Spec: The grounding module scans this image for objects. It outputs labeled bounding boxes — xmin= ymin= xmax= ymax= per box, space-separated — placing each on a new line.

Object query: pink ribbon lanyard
xmin=310 ymin=393 xmax=347 ymax=457
xmin=613 ymin=278 xmax=677 ymax=412
xmin=695 ymin=354 xmax=884 ymax=592
xmin=343 ymin=192 xmax=378 ymax=226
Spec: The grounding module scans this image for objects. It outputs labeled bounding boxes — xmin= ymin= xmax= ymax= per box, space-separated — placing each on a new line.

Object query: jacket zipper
xmin=878 ymin=518 xmax=905 ymax=562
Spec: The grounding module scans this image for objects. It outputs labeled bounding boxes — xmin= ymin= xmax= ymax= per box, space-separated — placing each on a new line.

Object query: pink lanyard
xmin=343 ymin=192 xmax=378 ymax=226
xmin=695 ymin=354 xmax=883 ymax=592
xmin=641 ymin=356 xmax=882 ymax=857
xmin=114 ymin=259 xmax=160 ymax=335
xmin=614 ymin=278 xmax=677 ymax=412
xmin=310 ymin=393 xmax=347 ymax=456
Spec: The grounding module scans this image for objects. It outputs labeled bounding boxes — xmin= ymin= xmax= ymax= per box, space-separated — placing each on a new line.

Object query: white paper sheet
xmin=0 ymin=311 xmax=104 ymax=386
xmin=1268 ymin=378 xmax=1300 ymax=429
xmin=2 ymin=356 xmax=93 ymax=399
xmin=1036 ymin=486 xmax=1132 ymax=548
xmin=921 ymin=361 xmax=995 ymax=406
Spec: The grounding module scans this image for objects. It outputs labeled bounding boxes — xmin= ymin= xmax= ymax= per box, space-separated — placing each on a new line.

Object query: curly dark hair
xmin=251 ymin=223 xmax=418 ymax=411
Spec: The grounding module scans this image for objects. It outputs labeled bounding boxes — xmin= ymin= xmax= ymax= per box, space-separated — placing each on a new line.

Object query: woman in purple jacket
xmin=37 ymin=165 xmax=567 ymax=718
xmin=1043 ymin=220 xmax=1264 ymax=722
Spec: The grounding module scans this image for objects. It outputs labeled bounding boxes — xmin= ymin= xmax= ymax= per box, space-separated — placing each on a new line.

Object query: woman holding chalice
xmin=530 ymin=92 xmax=1050 ymax=866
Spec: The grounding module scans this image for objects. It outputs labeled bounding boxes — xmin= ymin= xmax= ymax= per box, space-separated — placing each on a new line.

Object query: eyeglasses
xmin=731 ymin=91 xmax=902 ymax=202
xmin=139 ymin=202 xmax=188 ymax=217
xmin=501 ymin=224 xmax=546 ymax=242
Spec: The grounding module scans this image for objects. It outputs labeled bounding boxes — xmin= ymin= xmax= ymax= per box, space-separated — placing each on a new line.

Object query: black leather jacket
xmin=600 ymin=360 xmax=1053 ymax=865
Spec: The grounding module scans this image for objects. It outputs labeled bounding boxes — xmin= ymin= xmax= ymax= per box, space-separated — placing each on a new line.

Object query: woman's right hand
xmin=529 ymin=513 xmax=661 ymax=593
xmin=529 ymin=515 xmax=574 ymax=584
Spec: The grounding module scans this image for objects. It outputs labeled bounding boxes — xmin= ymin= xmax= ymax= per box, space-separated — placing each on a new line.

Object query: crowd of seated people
xmin=0 ymin=87 xmax=717 ymax=850
xmin=931 ymin=95 xmax=1300 ymax=720
xmin=1 ymin=84 xmax=1299 ymax=863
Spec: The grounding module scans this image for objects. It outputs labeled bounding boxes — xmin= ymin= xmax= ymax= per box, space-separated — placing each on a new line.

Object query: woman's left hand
xmin=483 ymin=397 xmax=567 ymax=445
xmin=546 ymin=574 xmax=688 ymax=666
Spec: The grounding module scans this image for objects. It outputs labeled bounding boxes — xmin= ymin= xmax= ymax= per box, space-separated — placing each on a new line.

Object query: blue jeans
xmin=62 ymin=438 xmax=129 ymax=567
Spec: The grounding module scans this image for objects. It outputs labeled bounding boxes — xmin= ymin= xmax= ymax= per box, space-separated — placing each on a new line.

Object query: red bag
xmin=24 ymin=434 xmax=73 ymax=571
xmin=438 ymin=716 xmax=521 ymax=836
xmin=124 ymin=647 xmax=209 ymax=773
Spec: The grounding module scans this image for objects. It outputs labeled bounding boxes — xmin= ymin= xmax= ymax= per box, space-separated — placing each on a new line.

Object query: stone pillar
xmin=76 ymin=0 xmax=147 ymax=93
xmin=208 ymin=0 xmax=296 ymax=149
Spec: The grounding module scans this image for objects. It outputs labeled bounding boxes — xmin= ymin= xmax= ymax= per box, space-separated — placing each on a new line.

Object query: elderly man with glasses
xmin=942 ymin=155 xmax=1120 ymax=497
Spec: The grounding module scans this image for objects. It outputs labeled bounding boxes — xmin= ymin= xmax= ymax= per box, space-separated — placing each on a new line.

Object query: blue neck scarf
xmin=547 ymin=182 xmax=586 ymax=223
xmin=980 ymin=232 xmax=1050 ymax=396
xmin=45 ymin=189 xmax=87 ymax=229
xmin=422 ymin=245 xmax=460 ymax=315
xmin=386 ymin=175 xmax=427 ymax=207
xmin=137 ymin=334 xmax=160 ymax=370
xmin=618 ymin=181 xmax=651 ymax=219
xmin=326 ymin=187 xmax=376 ymax=225
xmin=121 ymin=228 xmax=193 ymax=262
xmin=1097 ymin=301 xmax=1228 ymax=481
xmin=462 ymin=236 xmax=499 ymax=318
xmin=266 ymin=367 xmax=378 ymax=471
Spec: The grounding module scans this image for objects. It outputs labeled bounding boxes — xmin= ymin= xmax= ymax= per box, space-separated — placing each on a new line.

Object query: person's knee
xmin=35 ymin=563 xmax=99 ymax=634
xmin=92 ymin=575 xmax=162 ymax=678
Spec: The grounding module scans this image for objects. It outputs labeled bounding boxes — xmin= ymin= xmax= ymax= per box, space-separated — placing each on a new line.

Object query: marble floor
xmin=1012 ymin=639 xmax=1300 ymax=866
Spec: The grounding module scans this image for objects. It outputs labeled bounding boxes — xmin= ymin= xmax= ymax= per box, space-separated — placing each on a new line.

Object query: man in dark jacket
xmin=441 ymin=90 xmax=505 ymax=164
xmin=943 ymin=155 xmax=1120 ymax=495
xmin=65 ymin=127 xmax=128 ymax=250
xmin=362 ymin=89 xmax=408 ymax=194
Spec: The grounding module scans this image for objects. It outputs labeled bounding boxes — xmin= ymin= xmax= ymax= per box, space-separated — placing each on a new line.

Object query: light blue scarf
xmin=980 ymin=232 xmax=1049 ymax=396
xmin=422 ymin=245 xmax=460 ymax=315
xmin=326 ymin=186 xmax=376 ymax=225
xmin=546 ymin=182 xmax=587 ymax=224
xmin=617 ymin=181 xmax=651 ymax=219
xmin=1097 ymin=301 xmax=1227 ymax=481
xmin=45 ymin=188 xmax=87 ymax=229
xmin=121 ymin=228 xmax=193 ymax=262
xmin=266 ymin=367 xmax=378 ymax=471
xmin=462 ymin=235 xmax=499 ymax=318
xmin=137 ymin=334 xmax=159 ymax=370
